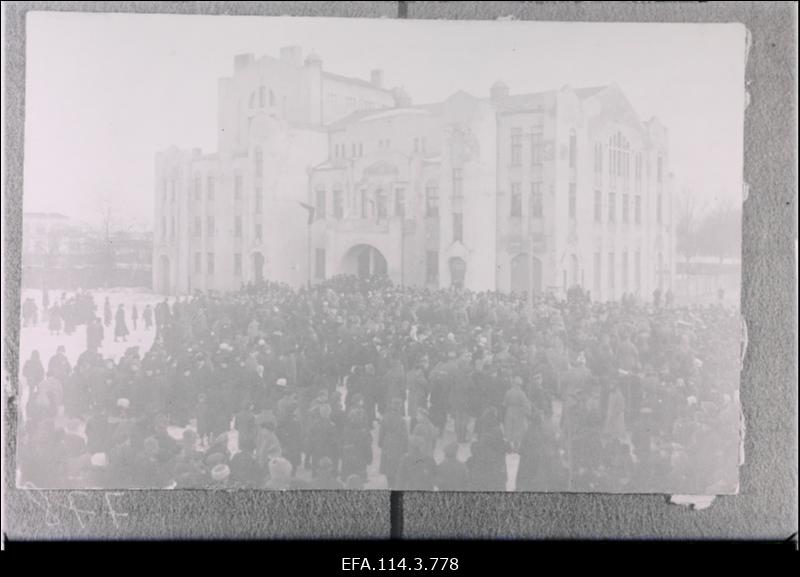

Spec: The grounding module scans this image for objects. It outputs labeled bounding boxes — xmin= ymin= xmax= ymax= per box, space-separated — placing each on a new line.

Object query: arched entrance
xmin=449 ymin=257 xmax=466 ymax=289
xmin=341 ymin=244 xmax=388 ymax=279
xmin=158 ymin=255 xmax=170 ymax=295
xmin=510 ymin=253 xmax=529 ymax=295
xmin=252 ymin=252 xmax=265 ymax=284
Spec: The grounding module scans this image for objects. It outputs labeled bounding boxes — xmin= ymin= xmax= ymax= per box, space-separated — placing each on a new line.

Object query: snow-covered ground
xmin=17 ymin=287 xmax=521 ymax=490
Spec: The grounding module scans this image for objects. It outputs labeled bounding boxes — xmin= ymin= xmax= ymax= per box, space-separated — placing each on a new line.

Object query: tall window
xmin=453 ymin=212 xmax=463 ymax=243
xmin=426 ymin=182 xmax=439 ymax=217
xmin=530 ymin=131 xmax=544 ymax=166
xmin=194 ymin=252 xmax=201 ymax=274
xmin=510 ymin=183 xmax=522 ymax=217
xmin=657 ymin=194 xmax=663 ymax=223
xmin=234 ymin=215 xmax=242 ymax=237
xmin=395 ymin=187 xmax=405 ymax=218
xmin=568 ymin=183 xmax=577 ymax=219
xmin=207 ymin=252 xmax=215 ymax=275
xmin=194 ymin=174 xmax=202 ymax=201
xmin=530 ymin=182 xmax=543 ymax=218
xmin=426 ymin=251 xmax=439 ymax=284
xmin=258 ymin=85 xmax=266 ymax=108
xmin=609 ymin=132 xmax=630 ymax=190
xmin=569 ymin=130 xmax=577 ymax=168
xmin=333 ymin=186 xmax=344 ymax=219
xmin=594 ymin=190 xmax=602 ymax=223
xmin=608 ymin=192 xmax=616 ymax=222
xmin=315 ymin=186 xmax=326 ymax=219
xmin=593 ymin=252 xmax=602 ymax=296
xmin=635 ymin=152 xmax=642 ymax=192
xmin=361 ymin=189 xmax=368 ymax=218
xmin=452 ymin=168 xmax=463 ymax=199
xmin=255 ymin=185 xmax=263 ymax=214
xmin=608 ymin=251 xmax=615 ymax=292
xmin=635 ymin=196 xmax=642 ymax=224
xmin=206 ymin=216 xmax=215 ymax=237
xmin=207 ymin=175 xmax=215 ymax=201
xmin=510 ymin=128 xmax=522 ymax=166
xmin=315 ymin=248 xmax=326 ymax=280
xmin=169 ymin=217 xmax=175 ymax=240
xmin=269 ymin=89 xmax=276 ymax=106
xmin=622 ymin=194 xmax=630 ymax=223
xmin=413 ymin=137 xmax=420 ymax=153
xmin=635 ymin=250 xmax=642 ymax=292
xmin=622 ymin=251 xmax=629 ymax=292
xmin=254 ymin=146 xmax=263 ymax=178
xmin=594 ymin=142 xmax=603 ymax=174
xmin=376 ymin=189 xmax=387 ymax=219
xmin=194 ymin=216 xmax=201 ymax=237
xmin=234 ymin=253 xmax=242 ymax=276
xmin=254 ymin=223 xmax=263 ymax=241
xmin=161 ymin=216 xmax=166 ymax=240
xmin=657 ymin=155 xmax=663 ymax=183
xmin=234 ymin=174 xmax=243 ymax=200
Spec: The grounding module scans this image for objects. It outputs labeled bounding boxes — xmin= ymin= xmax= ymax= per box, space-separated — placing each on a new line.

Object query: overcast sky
xmin=24 ymin=12 xmax=746 ymax=228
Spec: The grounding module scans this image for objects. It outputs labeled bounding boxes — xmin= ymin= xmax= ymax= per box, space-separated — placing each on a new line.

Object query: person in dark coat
xmin=114 ymin=304 xmax=129 ymax=343
xmin=378 ymin=398 xmax=408 ymax=488
xmin=48 ymin=304 xmax=63 ymax=336
xmin=467 ymin=407 xmax=509 ymax=491
xmin=143 ymin=304 xmax=153 ymax=331
xmin=47 ymin=346 xmax=72 ymax=383
xmin=23 ymin=350 xmax=45 ymax=391
xmin=395 ymin=434 xmax=437 ymax=490
xmin=307 ymin=403 xmax=340 ymax=476
xmin=435 ymin=441 xmax=470 ymax=491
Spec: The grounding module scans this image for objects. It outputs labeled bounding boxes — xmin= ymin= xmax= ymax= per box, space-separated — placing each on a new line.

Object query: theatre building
xmin=155 ymin=47 xmax=675 ymax=300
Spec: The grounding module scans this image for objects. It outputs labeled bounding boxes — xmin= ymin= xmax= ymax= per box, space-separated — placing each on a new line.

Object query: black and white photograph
xmin=13 ymin=12 xmax=747 ymax=494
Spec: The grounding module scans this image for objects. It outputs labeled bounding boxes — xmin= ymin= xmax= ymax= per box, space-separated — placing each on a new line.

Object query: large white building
xmin=155 ymin=47 xmax=675 ymax=300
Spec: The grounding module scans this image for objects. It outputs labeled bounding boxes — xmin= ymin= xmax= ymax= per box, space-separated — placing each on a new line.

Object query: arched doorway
xmin=510 ymin=253 xmax=529 ymax=295
xmin=158 ymin=255 xmax=170 ymax=295
xmin=253 ymin=251 xmax=265 ymax=284
xmin=449 ymin=257 xmax=466 ymax=289
xmin=341 ymin=244 xmax=388 ymax=279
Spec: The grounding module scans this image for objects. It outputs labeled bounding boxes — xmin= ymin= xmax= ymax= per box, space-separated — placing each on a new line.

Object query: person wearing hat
xmin=435 ymin=441 xmax=469 ymax=491
xmin=395 ymin=434 xmax=437 ymax=491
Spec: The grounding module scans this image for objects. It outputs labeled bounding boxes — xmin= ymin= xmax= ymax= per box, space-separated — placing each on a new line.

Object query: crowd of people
xmin=17 ymin=275 xmax=741 ymax=493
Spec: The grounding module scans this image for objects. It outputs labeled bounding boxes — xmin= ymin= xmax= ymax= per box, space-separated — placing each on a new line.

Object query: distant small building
xmin=22 ymin=212 xmax=152 ymax=290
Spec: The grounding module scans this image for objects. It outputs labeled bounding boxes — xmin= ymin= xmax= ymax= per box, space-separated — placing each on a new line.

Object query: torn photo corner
xmin=12 ymin=13 xmax=746 ymax=494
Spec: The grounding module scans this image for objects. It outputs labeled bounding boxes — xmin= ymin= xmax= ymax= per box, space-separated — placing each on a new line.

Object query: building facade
xmin=155 ymin=47 xmax=675 ymax=300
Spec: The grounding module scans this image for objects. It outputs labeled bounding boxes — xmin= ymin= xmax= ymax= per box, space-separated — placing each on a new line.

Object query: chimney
xmin=280 ymin=46 xmax=303 ymax=68
xmin=234 ymin=53 xmax=255 ymax=72
xmin=370 ymin=69 xmax=384 ymax=88
xmin=490 ymin=80 xmax=510 ymax=101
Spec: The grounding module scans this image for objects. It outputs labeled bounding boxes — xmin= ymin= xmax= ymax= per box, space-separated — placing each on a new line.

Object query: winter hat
xmin=210 ymin=463 xmax=230 ymax=482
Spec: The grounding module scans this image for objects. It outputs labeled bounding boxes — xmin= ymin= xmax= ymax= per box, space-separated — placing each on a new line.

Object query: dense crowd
xmin=17 ymin=276 xmax=741 ymax=493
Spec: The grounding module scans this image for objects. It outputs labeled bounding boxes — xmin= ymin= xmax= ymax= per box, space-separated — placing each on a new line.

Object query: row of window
xmin=592 ymin=250 xmax=643 ymax=294
xmin=330 ymin=136 xmax=430 ymax=161
xmin=192 ymin=216 xmax=265 ymax=240
xmin=193 ymin=252 xmax=243 ymax=276
xmin=509 ymin=128 xmax=546 ymax=166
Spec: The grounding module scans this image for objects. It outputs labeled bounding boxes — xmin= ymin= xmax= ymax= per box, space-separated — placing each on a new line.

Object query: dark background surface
xmin=3 ymin=1 xmax=797 ymax=540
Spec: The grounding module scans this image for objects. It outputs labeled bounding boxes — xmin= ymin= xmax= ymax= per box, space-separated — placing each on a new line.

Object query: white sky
xmin=24 ymin=12 xmax=746 ymax=227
